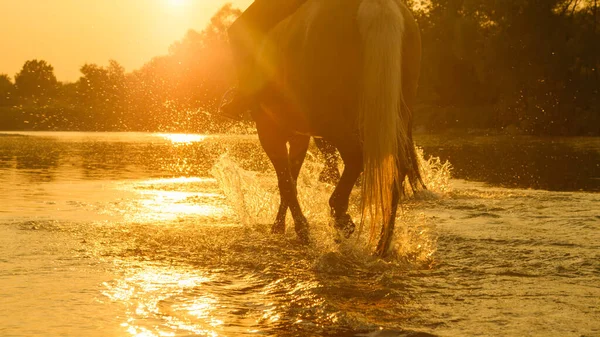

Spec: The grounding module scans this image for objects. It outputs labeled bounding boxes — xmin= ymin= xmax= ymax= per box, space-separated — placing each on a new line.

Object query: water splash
xmin=210 ymin=143 xmax=452 ymax=267
xmin=413 ymin=146 xmax=453 ymax=197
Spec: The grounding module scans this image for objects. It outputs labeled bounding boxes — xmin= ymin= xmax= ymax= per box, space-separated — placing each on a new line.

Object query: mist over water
xmin=1 ymin=132 xmax=599 ymax=337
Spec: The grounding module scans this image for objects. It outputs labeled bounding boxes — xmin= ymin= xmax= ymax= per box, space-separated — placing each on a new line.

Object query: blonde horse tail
xmin=357 ymin=0 xmax=409 ymax=242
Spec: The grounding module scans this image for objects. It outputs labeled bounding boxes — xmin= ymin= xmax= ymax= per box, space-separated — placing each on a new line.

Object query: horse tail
xmin=357 ymin=0 xmax=411 ymax=241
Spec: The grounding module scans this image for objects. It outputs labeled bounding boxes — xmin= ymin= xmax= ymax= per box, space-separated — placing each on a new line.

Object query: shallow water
xmin=0 ymin=131 xmax=598 ymax=337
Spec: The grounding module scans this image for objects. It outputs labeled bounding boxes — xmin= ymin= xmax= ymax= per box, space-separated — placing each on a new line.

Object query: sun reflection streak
xmin=185 ymin=297 xmax=217 ymax=319
xmin=116 ymin=177 xmax=230 ymax=223
xmin=132 ymin=190 xmax=224 ymax=221
xmin=156 ymin=133 xmax=208 ymax=144
xmin=105 ymin=265 xmax=216 ymax=337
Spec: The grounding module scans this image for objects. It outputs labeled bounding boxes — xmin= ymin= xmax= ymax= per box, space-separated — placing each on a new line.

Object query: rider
xmin=219 ymin=0 xmax=308 ymax=120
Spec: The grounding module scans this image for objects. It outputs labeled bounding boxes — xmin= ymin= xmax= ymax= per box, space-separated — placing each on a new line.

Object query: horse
xmin=250 ymin=0 xmax=424 ymax=255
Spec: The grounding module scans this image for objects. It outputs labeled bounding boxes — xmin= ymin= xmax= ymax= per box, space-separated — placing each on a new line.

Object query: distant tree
xmin=125 ymin=4 xmax=242 ymax=132
xmin=107 ymin=60 xmax=126 ymax=100
xmin=106 ymin=60 xmax=127 ymax=129
xmin=167 ymin=4 xmax=242 ymax=128
xmin=78 ymin=63 xmax=111 ymax=105
xmin=14 ymin=60 xmax=58 ymax=103
xmin=77 ymin=60 xmax=127 ymax=130
xmin=169 ymin=4 xmax=240 ymax=54
xmin=0 ymin=74 xmax=14 ymax=106
xmin=410 ymin=0 xmax=600 ymax=135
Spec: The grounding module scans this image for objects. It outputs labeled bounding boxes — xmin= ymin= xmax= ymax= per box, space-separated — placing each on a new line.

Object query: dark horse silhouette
xmin=251 ymin=0 xmax=424 ymax=255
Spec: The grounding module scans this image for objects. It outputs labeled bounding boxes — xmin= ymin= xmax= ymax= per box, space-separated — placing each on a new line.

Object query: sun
xmin=162 ymin=0 xmax=190 ymax=14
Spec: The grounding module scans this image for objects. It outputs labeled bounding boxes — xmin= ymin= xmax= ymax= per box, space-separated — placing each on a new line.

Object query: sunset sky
xmin=0 ymin=0 xmax=252 ymax=82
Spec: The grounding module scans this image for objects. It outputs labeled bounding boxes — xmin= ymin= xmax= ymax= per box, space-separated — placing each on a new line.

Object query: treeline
xmin=0 ymin=5 xmax=241 ymax=133
xmin=0 ymin=1 xmax=598 ymax=135
xmin=411 ymin=0 xmax=599 ymax=135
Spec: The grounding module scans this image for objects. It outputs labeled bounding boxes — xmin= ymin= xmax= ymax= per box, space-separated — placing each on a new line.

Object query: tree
xmin=77 ymin=60 xmax=127 ymax=130
xmin=0 ymin=74 xmax=14 ymax=106
xmin=167 ymin=4 xmax=242 ymax=128
xmin=78 ymin=63 xmax=111 ymax=105
xmin=411 ymin=0 xmax=600 ymax=135
xmin=14 ymin=60 xmax=58 ymax=103
xmin=124 ymin=4 xmax=242 ymax=132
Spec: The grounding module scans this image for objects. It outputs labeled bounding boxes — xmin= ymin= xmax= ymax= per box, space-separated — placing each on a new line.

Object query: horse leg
xmin=289 ymin=135 xmax=310 ymax=182
xmin=314 ymin=138 xmax=340 ymax=184
xmin=256 ymin=124 xmax=310 ymax=243
xmin=272 ymin=134 xmax=310 ymax=234
xmin=272 ymin=194 xmax=288 ymax=234
xmin=328 ymin=140 xmax=362 ymax=239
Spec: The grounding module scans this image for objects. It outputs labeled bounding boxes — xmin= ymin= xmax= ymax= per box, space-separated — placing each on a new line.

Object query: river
xmin=0 ymin=131 xmax=598 ymax=336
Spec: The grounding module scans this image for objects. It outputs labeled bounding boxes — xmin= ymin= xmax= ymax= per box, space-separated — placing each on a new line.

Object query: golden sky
xmin=0 ymin=0 xmax=252 ymax=82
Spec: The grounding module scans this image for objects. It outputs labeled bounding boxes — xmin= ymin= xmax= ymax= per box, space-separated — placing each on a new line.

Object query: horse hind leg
xmin=328 ymin=139 xmax=362 ymax=239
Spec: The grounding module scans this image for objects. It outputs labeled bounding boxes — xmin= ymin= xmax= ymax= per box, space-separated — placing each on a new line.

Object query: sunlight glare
xmin=157 ymin=133 xmax=207 ymax=144
xmin=105 ymin=267 xmax=213 ymax=337
xmin=118 ymin=177 xmax=228 ymax=223
xmin=129 ymin=189 xmax=225 ymax=222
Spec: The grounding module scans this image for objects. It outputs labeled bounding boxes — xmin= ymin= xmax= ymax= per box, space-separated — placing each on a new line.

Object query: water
xmin=0 ymin=131 xmax=598 ymax=337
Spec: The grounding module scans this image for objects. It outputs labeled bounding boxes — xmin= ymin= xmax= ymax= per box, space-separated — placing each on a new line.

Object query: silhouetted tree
xmin=14 ymin=60 xmax=58 ymax=104
xmin=76 ymin=60 xmax=127 ymax=130
xmin=0 ymin=74 xmax=14 ymax=106
xmin=79 ymin=63 xmax=111 ymax=106
xmin=411 ymin=0 xmax=600 ymax=135
xmin=125 ymin=4 xmax=241 ymax=132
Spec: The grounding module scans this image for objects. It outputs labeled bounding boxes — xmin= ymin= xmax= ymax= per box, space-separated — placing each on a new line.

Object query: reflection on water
xmin=1 ymin=132 xmax=598 ymax=191
xmin=1 ymin=132 xmax=599 ymax=337
xmin=157 ymin=133 xmax=208 ymax=144
xmin=103 ymin=266 xmax=215 ymax=337
xmin=120 ymin=177 xmax=227 ymax=223
xmin=103 ymin=264 xmax=289 ymax=337
xmin=0 ymin=132 xmax=268 ymax=183
xmin=416 ymin=135 xmax=600 ymax=191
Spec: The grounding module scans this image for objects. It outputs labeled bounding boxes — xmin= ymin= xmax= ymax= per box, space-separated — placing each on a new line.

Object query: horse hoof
xmin=374 ymin=244 xmax=385 ymax=257
xmin=295 ymin=221 xmax=310 ymax=244
xmin=375 ymin=236 xmax=392 ymax=257
xmin=271 ymin=221 xmax=285 ymax=234
xmin=334 ymin=214 xmax=355 ymax=239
